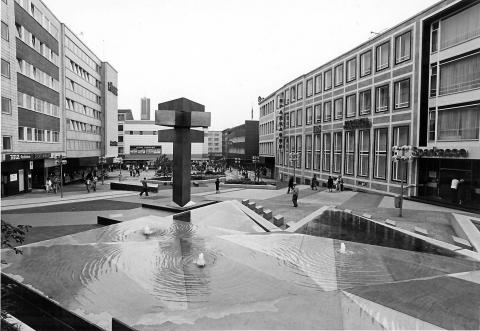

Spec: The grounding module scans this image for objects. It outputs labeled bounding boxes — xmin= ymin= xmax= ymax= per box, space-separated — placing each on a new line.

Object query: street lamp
xmin=234 ymin=157 xmax=241 ymax=175
xmin=99 ymin=156 xmax=106 ymax=185
xmin=54 ymin=155 xmax=66 ymax=198
xmin=392 ymin=145 xmax=416 ymax=217
xmin=289 ymin=152 xmax=301 ymax=184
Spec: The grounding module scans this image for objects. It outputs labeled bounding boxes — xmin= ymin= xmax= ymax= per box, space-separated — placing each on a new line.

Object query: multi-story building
xmin=223 ymin=120 xmax=259 ymax=166
xmin=117 ymin=109 xmax=207 ymax=166
xmin=141 ymin=97 xmax=150 ymax=120
xmin=258 ymin=0 xmax=479 ymax=209
xmin=206 ymin=130 xmax=222 ymax=158
xmin=1 ymin=0 xmax=118 ymax=196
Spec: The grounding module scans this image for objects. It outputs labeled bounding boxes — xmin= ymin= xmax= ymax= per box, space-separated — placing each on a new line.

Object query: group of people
xmin=84 ymin=173 xmax=98 ymax=193
xmin=287 ymin=174 xmax=345 ymax=207
xmin=127 ymin=164 xmax=148 ymax=177
xmin=45 ymin=175 xmax=60 ymax=193
xmin=327 ymin=175 xmax=344 ymax=192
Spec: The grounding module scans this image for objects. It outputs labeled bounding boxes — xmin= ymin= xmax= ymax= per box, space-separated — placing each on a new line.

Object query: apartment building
xmin=206 ymin=130 xmax=222 ymax=158
xmin=1 ymin=0 xmax=118 ymax=196
xmin=258 ymin=0 xmax=479 ymax=209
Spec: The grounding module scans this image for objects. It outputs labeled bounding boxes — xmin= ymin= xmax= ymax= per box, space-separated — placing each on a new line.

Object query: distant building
xmin=117 ymin=109 xmax=207 ymax=166
xmin=141 ymin=97 xmax=150 ymax=120
xmin=206 ymin=130 xmax=222 ymax=158
xmin=223 ymin=120 xmax=259 ymax=165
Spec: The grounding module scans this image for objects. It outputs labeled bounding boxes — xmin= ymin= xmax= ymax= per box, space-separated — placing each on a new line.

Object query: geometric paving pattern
xmin=2 ymin=201 xmax=480 ymax=330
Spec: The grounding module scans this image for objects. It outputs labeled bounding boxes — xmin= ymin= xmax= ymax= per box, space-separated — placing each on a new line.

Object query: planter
xmin=110 ymin=182 xmax=159 ymax=193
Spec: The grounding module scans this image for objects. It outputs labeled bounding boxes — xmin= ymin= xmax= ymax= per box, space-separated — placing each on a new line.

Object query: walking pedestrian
xmin=46 ymin=177 xmax=52 ymax=193
xmin=292 ymin=184 xmax=299 ymax=207
xmin=85 ymin=178 xmax=91 ymax=193
xmin=287 ymin=177 xmax=294 ymax=194
xmin=327 ymin=176 xmax=333 ymax=192
xmin=140 ymin=177 xmax=149 ymax=197
xmin=311 ymin=175 xmax=318 ymax=190
xmin=92 ymin=176 xmax=97 ymax=192
xmin=451 ymin=177 xmax=459 ymax=203
xmin=215 ymin=177 xmax=220 ymax=194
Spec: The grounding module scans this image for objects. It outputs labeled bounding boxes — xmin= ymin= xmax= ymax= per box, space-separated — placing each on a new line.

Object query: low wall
xmin=147 ymin=177 xmax=226 ymax=186
xmin=110 ymin=182 xmax=158 ymax=193
xmin=222 ymin=183 xmax=277 ymax=190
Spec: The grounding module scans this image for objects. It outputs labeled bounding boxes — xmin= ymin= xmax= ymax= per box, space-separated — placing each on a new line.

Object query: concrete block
xmin=242 ymin=199 xmax=249 ymax=206
xmin=362 ymin=213 xmax=372 ymax=219
xmin=343 ymin=209 xmax=352 ymax=214
xmin=414 ymin=227 xmax=428 ymax=236
xmin=452 ymin=236 xmax=473 ymax=250
xmin=273 ymin=215 xmax=284 ymax=227
xmin=248 ymin=201 xmax=256 ymax=210
xmin=255 ymin=205 xmax=264 ymax=214
xmin=263 ymin=209 xmax=272 ymax=220
xmin=385 ymin=219 xmax=396 ymax=227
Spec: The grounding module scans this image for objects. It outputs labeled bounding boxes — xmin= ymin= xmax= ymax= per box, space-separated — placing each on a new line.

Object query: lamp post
xmin=234 ymin=157 xmax=241 ymax=175
xmin=55 ymin=155 xmax=66 ymax=198
xmin=252 ymin=156 xmax=259 ymax=182
xmin=392 ymin=145 xmax=415 ymax=217
xmin=289 ymin=152 xmax=301 ymax=184
xmin=99 ymin=156 xmax=106 ymax=185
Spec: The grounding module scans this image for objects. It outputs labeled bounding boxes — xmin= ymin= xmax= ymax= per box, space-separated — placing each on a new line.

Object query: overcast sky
xmin=44 ymin=0 xmax=438 ymax=130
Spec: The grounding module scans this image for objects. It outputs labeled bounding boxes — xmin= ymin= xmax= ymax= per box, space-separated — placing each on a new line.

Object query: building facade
xmin=1 ymin=0 xmax=118 ymax=196
xmin=206 ymin=130 xmax=222 ymax=158
xmin=258 ymin=0 xmax=479 ymax=209
xmin=223 ymin=120 xmax=259 ymax=166
xmin=141 ymin=97 xmax=150 ymax=120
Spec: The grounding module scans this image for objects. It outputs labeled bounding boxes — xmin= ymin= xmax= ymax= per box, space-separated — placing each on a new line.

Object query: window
xmin=26 ymin=127 xmax=32 ymax=141
xmin=285 ymin=89 xmax=290 ymax=105
xmin=289 ymin=136 xmax=295 ymax=167
xmin=1 ymin=21 xmax=8 ymax=41
xmin=296 ymin=109 xmax=302 ymax=127
xmin=283 ymin=137 xmax=289 ymax=165
xmin=314 ymin=74 xmax=322 ymax=94
xmin=395 ymin=31 xmax=411 ymax=64
xmin=376 ymin=41 xmax=390 ymax=71
xmin=305 ymin=106 xmax=313 ymax=125
xmin=334 ymin=98 xmax=343 ymax=120
xmin=439 ymin=52 xmax=480 ymax=95
xmin=345 ymin=131 xmax=355 ymax=175
xmin=333 ymin=132 xmax=342 ymax=173
xmin=324 ymin=70 xmax=332 ymax=91
xmin=392 ymin=126 xmax=409 ymax=182
xmin=284 ymin=112 xmax=290 ymax=128
xmin=428 ymin=109 xmax=436 ymax=141
xmin=431 ymin=21 xmax=439 ymax=53
xmin=118 ymin=136 xmax=124 ymax=143
xmin=305 ymin=135 xmax=312 ymax=169
xmin=297 ymin=82 xmax=303 ymax=100
xmin=360 ymin=50 xmax=372 ymax=77
xmin=314 ymin=134 xmax=321 ymax=170
xmin=18 ymin=127 xmax=24 ymax=141
xmin=374 ymin=128 xmax=388 ymax=179
xmin=1 ymin=59 xmax=10 ymax=78
xmin=437 ymin=105 xmax=479 ymax=140
xmin=394 ymin=79 xmax=410 ymax=109
xmin=358 ymin=130 xmax=370 ymax=177
xmin=323 ymin=101 xmax=332 ymax=122
xmin=2 ymin=136 xmax=12 ymax=150
xmin=346 ymin=94 xmax=356 ymax=118
xmin=346 ymin=58 xmax=356 ymax=82
xmin=118 ymin=124 xmax=123 ymax=131
xmin=440 ymin=3 xmax=480 ymax=50
xmin=291 ymin=86 xmax=296 ymax=102
xmin=334 ymin=64 xmax=343 ymax=87
xmin=119 ymin=147 xmax=124 ymax=154
xmin=306 ymin=79 xmax=313 ymax=97
xmin=430 ymin=64 xmax=437 ymax=97
xmin=2 ymin=97 xmax=11 ymax=114
xmin=375 ymin=85 xmax=389 ymax=112
xmin=314 ymin=104 xmax=322 ymax=123
xmin=322 ymin=133 xmax=331 ymax=171
xmin=359 ymin=89 xmax=371 ymax=115
xmin=290 ymin=111 xmax=295 ymax=127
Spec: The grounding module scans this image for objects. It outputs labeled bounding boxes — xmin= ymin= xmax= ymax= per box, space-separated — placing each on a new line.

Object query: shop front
xmin=417 ymin=156 xmax=480 ymax=211
xmin=1 ymin=153 xmax=51 ymax=196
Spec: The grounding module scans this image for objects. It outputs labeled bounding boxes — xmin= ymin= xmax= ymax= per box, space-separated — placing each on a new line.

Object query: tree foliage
xmin=1 ymin=220 xmax=31 ymax=255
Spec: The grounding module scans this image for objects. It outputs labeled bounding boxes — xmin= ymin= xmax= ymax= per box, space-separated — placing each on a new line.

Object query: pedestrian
xmin=458 ymin=178 xmax=465 ymax=205
xmin=215 ymin=177 xmax=220 ymax=193
xmin=53 ymin=176 xmax=59 ymax=194
xmin=287 ymin=177 xmax=294 ymax=194
xmin=292 ymin=184 xmax=299 ymax=207
xmin=140 ymin=177 xmax=149 ymax=197
xmin=46 ymin=177 xmax=52 ymax=193
xmin=451 ymin=177 xmax=459 ymax=203
xmin=92 ymin=175 xmax=97 ymax=192
xmin=338 ymin=175 xmax=344 ymax=191
xmin=85 ymin=177 xmax=91 ymax=193
xmin=327 ymin=176 xmax=333 ymax=192
xmin=311 ymin=175 xmax=318 ymax=190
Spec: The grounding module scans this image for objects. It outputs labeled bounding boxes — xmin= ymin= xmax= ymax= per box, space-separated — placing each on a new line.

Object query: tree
xmin=154 ymin=154 xmax=172 ymax=177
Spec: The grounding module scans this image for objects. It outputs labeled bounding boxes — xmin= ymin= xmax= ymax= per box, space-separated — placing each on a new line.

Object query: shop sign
xmin=413 ymin=147 xmax=468 ymax=158
xmin=343 ymin=118 xmax=372 ymax=130
xmin=110 ymin=141 xmax=118 ymax=146
xmin=108 ymin=82 xmax=118 ymax=96
xmin=10 ymin=173 xmax=17 ymax=182
xmin=313 ymin=125 xmax=321 ymax=134
xmin=5 ymin=153 xmax=51 ymax=161
xmin=129 ymin=146 xmax=162 ymax=155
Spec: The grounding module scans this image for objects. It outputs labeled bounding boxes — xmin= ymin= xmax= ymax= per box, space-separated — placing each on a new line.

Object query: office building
xmin=258 ymin=0 xmax=479 ymax=209
xmin=1 ymin=0 xmax=118 ymax=196
xmin=141 ymin=97 xmax=150 ymax=120
xmin=206 ymin=130 xmax=222 ymax=158
xmin=223 ymin=120 xmax=259 ymax=165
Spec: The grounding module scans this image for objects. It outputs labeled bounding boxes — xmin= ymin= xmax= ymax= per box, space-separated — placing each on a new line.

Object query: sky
xmin=44 ymin=0 xmax=439 ymax=130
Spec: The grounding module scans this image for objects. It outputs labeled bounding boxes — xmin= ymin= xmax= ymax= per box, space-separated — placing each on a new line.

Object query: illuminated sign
xmin=108 ymin=82 xmax=118 ymax=96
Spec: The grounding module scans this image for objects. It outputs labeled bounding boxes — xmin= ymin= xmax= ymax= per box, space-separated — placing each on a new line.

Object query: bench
xmin=452 ymin=236 xmax=473 ymax=250
xmin=263 ymin=209 xmax=272 ymax=220
xmin=385 ymin=219 xmax=397 ymax=227
xmin=273 ymin=215 xmax=284 ymax=227
xmin=414 ymin=227 xmax=429 ymax=236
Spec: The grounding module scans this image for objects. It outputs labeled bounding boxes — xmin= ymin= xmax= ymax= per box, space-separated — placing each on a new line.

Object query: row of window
xmin=15 ymin=0 xmax=59 ymax=38
xmin=428 ymin=104 xmax=480 ymax=141
xmin=1 ymin=21 xmax=8 ymax=41
xmin=260 ymin=120 xmax=274 ymax=135
xmin=64 ymin=36 xmax=100 ymax=73
xmin=18 ymin=126 xmax=60 ymax=142
xmin=67 ymin=139 xmax=101 ymax=150
xmin=67 ymin=78 xmax=101 ymax=104
xmin=18 ymin=91 xmax=59 ymax=117
xmin=121 ymin=130 xmax=158 ymax=136
xmin=260 ymin=100 xmax=274 ymax=117
xmin=65 ymin=98 xmax=101 ymax=119
xmin=277 ymin=30 xmax=411 ymax=107
xmin=67 ymin=57 xmax=100 ymax=89
xmin=17 ymin=58 xmax=59 ymax=90
xmin=277 ymin=126 xmax=409 ymax=181
xmin=15 ymin=24 xmax=59 ymax=65
xmin=67 ymin=119 xmax=101 ymax=134
xmin=281 ymin=79 xmax=410 ymax=128
xmin=260 ymin=142 xmax=274 ymax=156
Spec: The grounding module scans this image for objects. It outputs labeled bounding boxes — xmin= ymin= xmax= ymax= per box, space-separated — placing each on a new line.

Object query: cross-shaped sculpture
xmin=155 ymin=98 xmax=211 ymax=207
